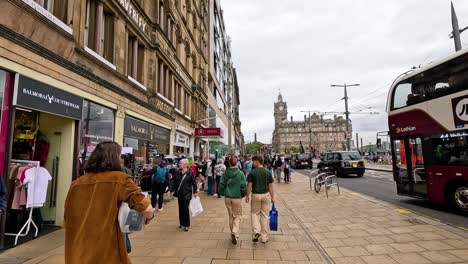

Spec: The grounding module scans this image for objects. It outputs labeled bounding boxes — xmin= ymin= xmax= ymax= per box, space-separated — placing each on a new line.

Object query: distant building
xmin=272 ymin=93 xmax=350 ymax=153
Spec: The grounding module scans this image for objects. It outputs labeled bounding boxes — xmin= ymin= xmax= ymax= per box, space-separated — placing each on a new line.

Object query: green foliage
xmin=246 ymin=142 xmax=264 ymax=154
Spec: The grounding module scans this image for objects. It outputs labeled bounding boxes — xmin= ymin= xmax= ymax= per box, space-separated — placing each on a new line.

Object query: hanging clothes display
xmin=5 ymin=160 xmax=45 ymax=246
xmin=23 ymin=167 xmax=52 ymax=208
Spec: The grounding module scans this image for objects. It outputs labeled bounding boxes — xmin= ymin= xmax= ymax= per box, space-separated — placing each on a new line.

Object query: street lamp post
xmin=330 ymin=83 xmax=360 ymax=151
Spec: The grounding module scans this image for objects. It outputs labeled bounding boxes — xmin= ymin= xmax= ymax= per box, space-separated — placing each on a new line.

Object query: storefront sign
xmin=154 ymin=98 xmax=174 ymax=117
xmin=116 ymin=0 xmax=148 ymax=36
xmin=174 ymin=132 xmax=190 ymax=148
xmin=13 ymin=75 xmax=83 ymax=120
xmin=195 ymin=128 xmax=223 ymax=137
xmin=124 ymin=116 xmax=170 ymax=143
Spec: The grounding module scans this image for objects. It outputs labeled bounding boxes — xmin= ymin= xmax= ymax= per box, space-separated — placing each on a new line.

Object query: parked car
xmin=290 ymin=153 xmax=313 ymax=169
xmin=317 ymin=151 xmax=365 ymax=177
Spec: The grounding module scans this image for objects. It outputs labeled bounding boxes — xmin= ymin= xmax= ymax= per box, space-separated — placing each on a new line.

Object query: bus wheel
xmin=450 ymin=183 xmax=468 ymax=216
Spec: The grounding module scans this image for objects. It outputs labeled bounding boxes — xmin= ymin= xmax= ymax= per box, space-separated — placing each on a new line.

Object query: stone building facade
xmin=0 ymin=0 xmax=217 ymax=231
xmin=207 ymin=0 xmax=243 ymax=155
xmin=272 ymin=93 xmax=350 ymax=154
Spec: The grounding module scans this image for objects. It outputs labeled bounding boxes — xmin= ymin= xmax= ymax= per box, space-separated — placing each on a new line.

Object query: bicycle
xmin=314 ymin=172 xmax=333 ymax=193
xmin=311 ymin=167 xmax=340 ymax=198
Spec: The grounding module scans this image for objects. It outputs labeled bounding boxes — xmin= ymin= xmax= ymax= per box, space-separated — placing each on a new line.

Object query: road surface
xmin=296 ymin=169 xmax=468 ymax=230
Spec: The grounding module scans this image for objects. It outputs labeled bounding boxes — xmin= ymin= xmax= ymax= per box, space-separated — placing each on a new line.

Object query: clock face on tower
xmin=279 ymin=106 xmax=284 ymax=111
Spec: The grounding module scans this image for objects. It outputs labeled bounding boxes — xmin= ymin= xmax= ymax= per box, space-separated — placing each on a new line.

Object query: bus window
xmin=432 ymin=134 xmax=468 ymax=166
xmin=391 ymin=54 xmax=468 ymax=110
xmin=393 ymin=83 xmax=412 ymax=109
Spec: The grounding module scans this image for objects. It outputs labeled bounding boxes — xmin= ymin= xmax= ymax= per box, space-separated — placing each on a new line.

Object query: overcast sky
xmin=220 ymin=0 xmax=468 ymax=146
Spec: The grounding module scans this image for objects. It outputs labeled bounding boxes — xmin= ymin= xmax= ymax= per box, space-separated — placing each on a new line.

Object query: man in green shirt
xmin=246 ymin=155 xmax=275 ymax=243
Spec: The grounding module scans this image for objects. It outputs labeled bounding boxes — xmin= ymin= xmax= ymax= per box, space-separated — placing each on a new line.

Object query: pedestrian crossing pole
xmin=450 ymin=1 xmax=467 ymax=52
xmin=331 ymin=83 xmax=360 ymax=151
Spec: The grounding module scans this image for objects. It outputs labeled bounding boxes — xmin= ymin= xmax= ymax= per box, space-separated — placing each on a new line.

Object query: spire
xmin=277 ymin=89 xmax=283 ymax=102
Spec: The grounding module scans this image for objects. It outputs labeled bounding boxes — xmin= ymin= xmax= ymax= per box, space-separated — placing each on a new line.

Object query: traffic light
xmin=377 ymin=138 xmax=382 ymax=149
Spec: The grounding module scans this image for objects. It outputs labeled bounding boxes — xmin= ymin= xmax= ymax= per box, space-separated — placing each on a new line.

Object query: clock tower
xmin=274 ymin=92 xmax=288 ymax=128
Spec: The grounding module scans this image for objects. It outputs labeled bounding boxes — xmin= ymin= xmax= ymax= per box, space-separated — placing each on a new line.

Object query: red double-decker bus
xmin=387 ymin=49 xmax=468 ymax=215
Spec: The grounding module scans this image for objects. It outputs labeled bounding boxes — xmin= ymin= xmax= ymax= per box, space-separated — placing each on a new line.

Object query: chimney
xmin=304 ymin=115 xmax=307 ymax=122
xmin=290 ymin=116 xmax=293 ymax=122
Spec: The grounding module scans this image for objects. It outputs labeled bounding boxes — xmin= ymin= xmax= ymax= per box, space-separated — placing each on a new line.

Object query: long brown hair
xmin=84 ymin=142 xmax=122 ymax=173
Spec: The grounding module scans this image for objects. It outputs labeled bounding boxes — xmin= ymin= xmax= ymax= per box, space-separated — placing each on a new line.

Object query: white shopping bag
xmin=118 ymin=202 xmax=131 ymax=233
xmin=189 ymin=197 xmax=204 ymax=217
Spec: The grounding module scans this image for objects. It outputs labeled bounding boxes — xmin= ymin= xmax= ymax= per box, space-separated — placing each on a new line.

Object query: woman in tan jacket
xmin=64 ymin=142 xmax=154 ymax=264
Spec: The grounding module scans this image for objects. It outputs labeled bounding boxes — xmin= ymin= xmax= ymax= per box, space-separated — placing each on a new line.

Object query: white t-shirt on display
xmin=23 ymin=167 xmax=52 ymax=208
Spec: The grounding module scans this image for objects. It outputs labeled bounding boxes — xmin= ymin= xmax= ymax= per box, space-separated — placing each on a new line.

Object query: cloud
xmin=221 ymin=0 xmax=468 ymax=144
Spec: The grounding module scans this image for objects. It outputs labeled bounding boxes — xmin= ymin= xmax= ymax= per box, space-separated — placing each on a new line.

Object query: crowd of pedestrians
xmin=64 ymin=143 xmax=285 ymax=263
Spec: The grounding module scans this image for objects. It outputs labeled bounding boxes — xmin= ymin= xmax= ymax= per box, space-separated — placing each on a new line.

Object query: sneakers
xmin=184 ymin=227 xmax=190 ymax=232
xmin=159 ymin=208 xmax=164 ymax=212
xmin=252 ymin=233 xmax=260 ymax=243
xmin=231 ymin=234 xmax=238 ymax=245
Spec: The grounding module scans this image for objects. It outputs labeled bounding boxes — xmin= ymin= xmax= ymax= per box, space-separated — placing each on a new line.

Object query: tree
xmin=246 ymin=142 xmax=264 ymax=154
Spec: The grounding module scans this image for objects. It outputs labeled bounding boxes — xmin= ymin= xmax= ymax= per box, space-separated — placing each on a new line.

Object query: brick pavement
xmin=1 ymin=172 xmax=468 ymax=264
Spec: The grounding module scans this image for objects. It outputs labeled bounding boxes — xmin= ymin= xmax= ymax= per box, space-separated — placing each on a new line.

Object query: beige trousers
xmin=225 ymin=198 xmax=243 ymax=237
xmin=251 ymin=193 xmax=271 ymax=241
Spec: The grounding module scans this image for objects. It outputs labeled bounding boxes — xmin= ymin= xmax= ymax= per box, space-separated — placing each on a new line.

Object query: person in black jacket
xmin=171 ymin=159 xmax=198 ymax=232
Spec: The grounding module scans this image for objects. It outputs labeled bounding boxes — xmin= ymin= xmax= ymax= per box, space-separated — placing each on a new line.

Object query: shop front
xmin=78 ymin=100 xmax=115 ymax=175
xmin=4 ymin=74 xmax=82 ymax=247
xmin=123 ymin=116 xmax=171 ymax=165
xmin=173 ymin=131 xmax=190 ymax=157
xmin=195 ymin=128 xmax=223 ymax=159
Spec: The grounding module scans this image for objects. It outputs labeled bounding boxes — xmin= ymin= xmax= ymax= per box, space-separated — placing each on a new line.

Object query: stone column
xmin=115 ymin=106 xmax=126 ymax=145
xmin=132 ymin=38 xmax=138 ymax=78
xmin=95 ymin=1 xmax=104 ymax=54
xmin=165 ymin=67 xmax=170 ymax=98
xmin=159 ymin=62 xmax=164 ymax=94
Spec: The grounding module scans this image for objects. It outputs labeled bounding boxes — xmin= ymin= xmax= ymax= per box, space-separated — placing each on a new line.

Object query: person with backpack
xmin=218 ymin=156 xmax=247 ymax=245
xmin=144 ymin=160 xmax=169 ymax=211
xmin=244 ymin=155 xmax=253 ymax=176
xmin=214 ymin=158 xmax=226 ymax=198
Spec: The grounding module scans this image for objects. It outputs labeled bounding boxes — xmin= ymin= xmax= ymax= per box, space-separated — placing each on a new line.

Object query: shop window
xmin=79 ymin=101 xmax=115 ymax=175
xmin=127 ymin=36 xmax=145 ymax=83
xmin=85 ymin=0 xmax=115 ymax=64
xmin=33 ymin=0 xmax=69 ymax=23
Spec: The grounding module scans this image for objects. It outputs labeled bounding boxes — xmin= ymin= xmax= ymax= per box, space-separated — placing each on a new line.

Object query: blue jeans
xmin=208 ymin=176 xmax=214 ymax=195
xmin=276 ymin=168 xmax=281 ymax=182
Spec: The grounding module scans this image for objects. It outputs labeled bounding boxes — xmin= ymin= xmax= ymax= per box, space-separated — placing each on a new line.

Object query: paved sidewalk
xmin=1 ymin=172 xmax=468 ymax=264
xmin=365 ymin=163 xmax=392 ymax=172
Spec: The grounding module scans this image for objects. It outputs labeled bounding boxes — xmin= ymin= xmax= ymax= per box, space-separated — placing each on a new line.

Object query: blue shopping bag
xmin=269 ymin=203 xmax=278 ymax=231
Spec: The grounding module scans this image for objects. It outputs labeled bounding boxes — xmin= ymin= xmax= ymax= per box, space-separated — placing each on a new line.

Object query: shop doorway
xmin=37 ymin=113 xmax=74 ymax=225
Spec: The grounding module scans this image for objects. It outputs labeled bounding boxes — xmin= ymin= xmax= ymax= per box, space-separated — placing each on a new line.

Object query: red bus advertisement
xmin=387 ymin=49 xmax=468 ymax=215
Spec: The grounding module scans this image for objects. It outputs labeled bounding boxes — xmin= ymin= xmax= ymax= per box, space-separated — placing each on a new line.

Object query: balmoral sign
xmin=13 ymin=75 xmax=83 ymax=120
xmin=124 ymin=116 xmax=171 ymax=143
xmin=116 ymin=0 xmax=148 ymax=36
